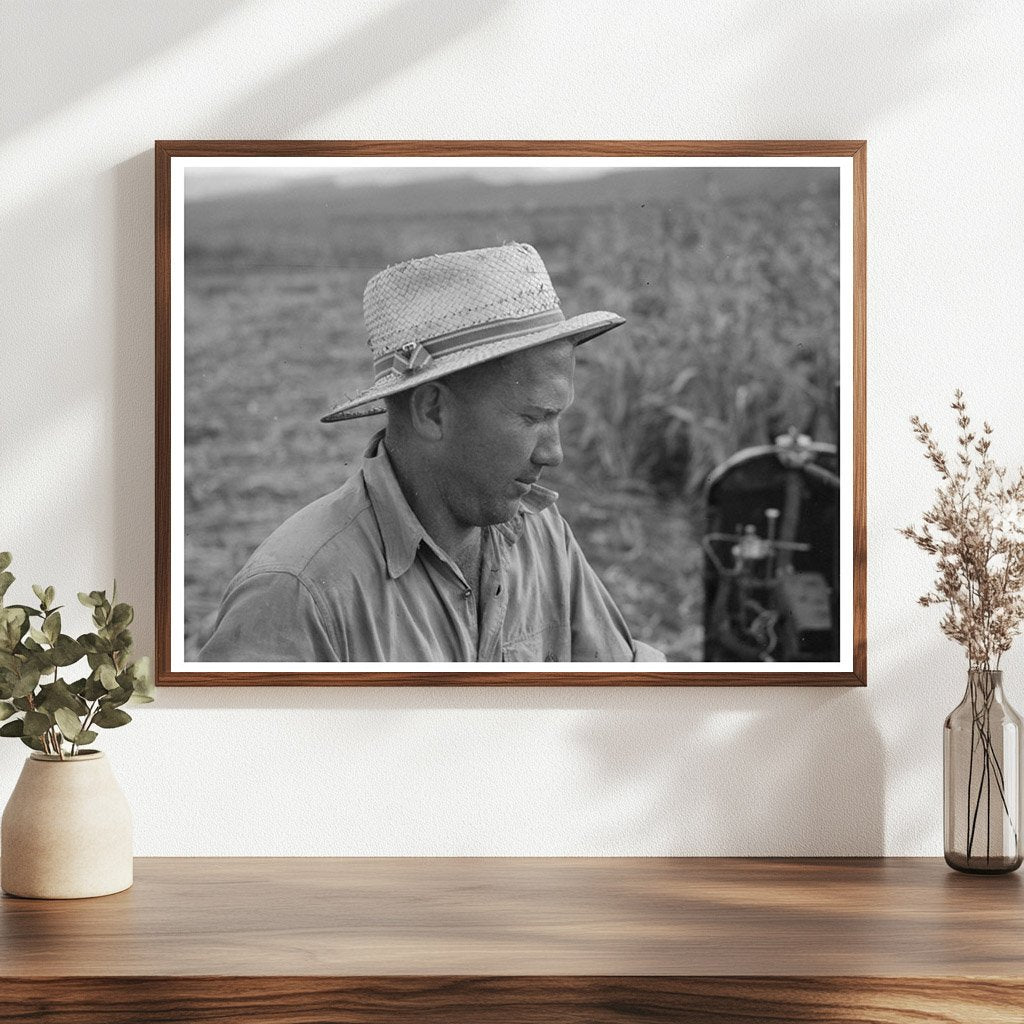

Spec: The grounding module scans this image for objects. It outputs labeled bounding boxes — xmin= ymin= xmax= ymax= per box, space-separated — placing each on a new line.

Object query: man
xmin=199 ymin=242 xmax=664 ymax=662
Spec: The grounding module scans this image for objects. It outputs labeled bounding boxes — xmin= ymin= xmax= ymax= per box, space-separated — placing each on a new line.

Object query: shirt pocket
xmin=501 ymin=625 xmax=562 ymax=663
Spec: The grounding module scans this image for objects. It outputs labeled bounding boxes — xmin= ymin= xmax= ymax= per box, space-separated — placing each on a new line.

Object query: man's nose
xmin=532 ymin=422 xmax=563 ymax=468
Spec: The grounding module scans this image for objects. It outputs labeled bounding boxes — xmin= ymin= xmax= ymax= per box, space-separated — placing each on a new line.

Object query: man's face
xmin=438 ymin=339 xmax=576 ymax=529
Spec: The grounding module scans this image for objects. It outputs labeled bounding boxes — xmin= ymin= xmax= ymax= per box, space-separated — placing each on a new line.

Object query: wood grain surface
xmin=0 ymin=976 xmax=1022 ymax=1024
xmin=3 ymin=857 xmax=1022 ymax=976
xmin=2 ymin=857 xmax=1023 ymax=1021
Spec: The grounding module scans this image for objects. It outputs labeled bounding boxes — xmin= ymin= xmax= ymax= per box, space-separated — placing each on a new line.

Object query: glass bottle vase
xmin=943 ymin=669 xmax=1023 ymax=873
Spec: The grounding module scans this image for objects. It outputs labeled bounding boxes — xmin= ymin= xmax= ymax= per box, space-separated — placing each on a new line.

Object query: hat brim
xmin=320 ymin=310 xmax=625 ymax=422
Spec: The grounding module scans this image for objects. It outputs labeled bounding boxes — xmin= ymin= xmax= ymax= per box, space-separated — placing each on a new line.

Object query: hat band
xmin=372 ymin=307 xmax=566 ymax=381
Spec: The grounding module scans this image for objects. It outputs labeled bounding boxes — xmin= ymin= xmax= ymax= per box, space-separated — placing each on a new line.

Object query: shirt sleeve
xmin=561 ymin=516 xmax=666 ymax=662
xmin=197 ymin=569 xmax=341 ymax=662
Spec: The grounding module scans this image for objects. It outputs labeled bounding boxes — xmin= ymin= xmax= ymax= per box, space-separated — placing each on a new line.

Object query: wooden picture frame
xmin=156 ymin=140 xmax=866 ymax=686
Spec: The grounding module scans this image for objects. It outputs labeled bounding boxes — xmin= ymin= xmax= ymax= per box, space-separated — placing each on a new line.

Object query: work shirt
xmin=198 ymin=431 xmax=664 ymax=663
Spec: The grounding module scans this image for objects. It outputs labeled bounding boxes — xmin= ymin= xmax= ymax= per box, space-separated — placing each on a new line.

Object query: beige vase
xmin=1 ymin=750 xmax=133 ymax=899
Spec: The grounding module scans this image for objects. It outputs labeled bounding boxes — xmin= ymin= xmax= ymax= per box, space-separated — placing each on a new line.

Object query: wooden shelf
xmin=2 ymin=857 xmax=1022 ymax=1022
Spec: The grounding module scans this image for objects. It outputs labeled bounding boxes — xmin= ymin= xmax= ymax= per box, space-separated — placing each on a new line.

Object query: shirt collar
xmin=361 ymin=429 xmax=558 ymax=577
xmin=493 ymin=482 xmax=558 ymax=544
xmin=362 ymin=430 xmax=426 ymax=580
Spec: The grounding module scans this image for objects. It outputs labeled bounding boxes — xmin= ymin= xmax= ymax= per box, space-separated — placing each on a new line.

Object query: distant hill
xmin=185 ymin=166 xmax=838 ymax=225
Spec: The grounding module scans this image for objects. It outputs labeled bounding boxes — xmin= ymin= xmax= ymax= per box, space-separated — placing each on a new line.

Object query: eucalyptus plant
xmin=0 ymin=552 xmax=153 ymax=759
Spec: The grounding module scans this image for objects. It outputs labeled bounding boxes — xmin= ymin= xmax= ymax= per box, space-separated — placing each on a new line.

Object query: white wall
xmin=1 ymin=0 xmax=1022 ymax=855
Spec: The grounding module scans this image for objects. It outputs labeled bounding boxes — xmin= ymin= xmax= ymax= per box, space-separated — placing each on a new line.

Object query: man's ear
xmin=407 ymin=381 xmax=449 ymax=441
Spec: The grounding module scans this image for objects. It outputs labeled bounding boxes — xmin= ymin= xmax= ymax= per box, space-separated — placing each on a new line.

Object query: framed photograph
xmin=156 ymin=141 xmax=865 ymax=686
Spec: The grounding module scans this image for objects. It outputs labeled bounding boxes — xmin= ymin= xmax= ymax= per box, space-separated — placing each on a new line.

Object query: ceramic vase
xmin=1 ymin=750 xmax=133 ymax=898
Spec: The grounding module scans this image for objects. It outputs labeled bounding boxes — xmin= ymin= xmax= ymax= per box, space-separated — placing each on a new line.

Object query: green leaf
xmin=80 ymin=636 xmax=112 ymax=656
xmin=19 ymin=735 xmax=45 ymax=752
xmin=31 ymin=584 xmax=47 ymax=608
xmin=0 ymin=553 xmax=11 ymax=573
xmin=86 ymin=653 xmax=113 ymax=674
xmin=22 ymin=710 xmax=51 ymax=738
xmin=50 ymin=635 xmax=85 ymax=667
xmin=74 ymin=730 xmax=98 ymax=746
xmin=110 ymin=603 xmax=133 ymax=630
xmin=113 ymin=634 xmax=132 ymax=655
xmin=12 ymin=697 xmax=33 ymax=712
xmin=8 ymin=604 xmax=42 ymax=619
xmin=78 ymin=592 xmax=100 ymax=608
xmin=37 ymin=678 xmax=88 ymax=717
xmin=103 ymin=685 xmax=132 ymax=709
xmin=98 ymin=664 xmax=117 ymax=690
xmin=129 ymin=655 xmax=151 ymax=681
xmin=28 ymin=627 xmax=49 ymax=646
xmin=0 ymin=651 xmax=19 ymax=674
xmin=0 ymin=701 xmax=16 ymax=721
xmin=44 ymin=586 xmax=55 ymax=608
xmin=83 ymin=675 xmax=108 ymax=701
xmin=42 ymin=611 xmax=60 ymax=644
xmin=0 ymin=607 xmax=27 ymax=652
xmin=92 ymin=705 xmax=131 ymax=729
xmin=0 ymin=571 xmax=15 ymax=601
xmin=0 ymin=718 xmax=24 ymax=737
xmin=128 ymin=657 xmax=154 ymax=700
xmin=2 ymin=607 xmax=27 ymax=628
xmin=54 ymin=707 xmax=85 ymax=741
xmin=11 ymin=665 xmax=42 ymax=699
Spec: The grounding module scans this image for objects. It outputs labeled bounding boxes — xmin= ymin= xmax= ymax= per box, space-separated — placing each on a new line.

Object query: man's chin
xmin=480 ymin=496 xmax=523 ymax=527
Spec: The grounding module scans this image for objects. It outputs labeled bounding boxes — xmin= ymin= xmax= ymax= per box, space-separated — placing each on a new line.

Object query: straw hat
xmin=320 ymin=242 xmax=625 ymax=421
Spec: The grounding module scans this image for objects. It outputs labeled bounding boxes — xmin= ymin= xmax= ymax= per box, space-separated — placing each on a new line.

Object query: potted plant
xmin=0 ymin=552 xmax=154 ymax=898
xmin=902 ymin=392 xmax=1024 ymax=873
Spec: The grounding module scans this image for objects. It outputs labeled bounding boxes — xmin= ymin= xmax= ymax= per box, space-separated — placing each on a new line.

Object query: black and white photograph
xmin=159 ymin=145 xmax=863 ymax=682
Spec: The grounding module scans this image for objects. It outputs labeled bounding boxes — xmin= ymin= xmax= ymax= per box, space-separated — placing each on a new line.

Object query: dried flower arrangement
xmin=901 ymin=391 xmax=1024 ymax=667
xmin=902 ymin=390 xmax=1024 ymax=870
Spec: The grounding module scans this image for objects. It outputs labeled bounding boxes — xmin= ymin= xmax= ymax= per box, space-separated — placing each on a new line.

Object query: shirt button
xmin=462 ymin=588 xmax=472 ymax=600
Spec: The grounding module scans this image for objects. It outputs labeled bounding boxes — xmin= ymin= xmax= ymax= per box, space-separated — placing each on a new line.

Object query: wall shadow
xmin=208 ymin=0 xmax=505 ymax=136
xmin=569 ymin=686 xmax=885 ymax=855
xmin=727 ymin=1 xmax=973 ymax=133
xmin=0 ymin=0 xmax=244 ymax=139
xmin=112 ymin=151 xmax=157 ymax=657
xmin=141 ymin=680 xmax=886 ymax=856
